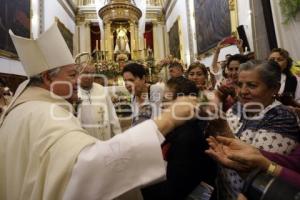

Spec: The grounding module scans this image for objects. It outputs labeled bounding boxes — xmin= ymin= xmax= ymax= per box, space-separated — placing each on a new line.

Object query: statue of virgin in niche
xmin=114 ymin=26 xmax=130 ymax=54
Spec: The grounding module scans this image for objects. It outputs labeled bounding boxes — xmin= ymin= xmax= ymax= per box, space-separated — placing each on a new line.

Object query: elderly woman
xmin=187 ymin=62 xmax=214 ymax=90
xmin=212 ymin=60 xmax=300 ymax=200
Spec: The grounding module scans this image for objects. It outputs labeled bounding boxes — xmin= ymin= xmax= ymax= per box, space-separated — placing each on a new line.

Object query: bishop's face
xmin=49 ymin=64 xmax=79 ymax=102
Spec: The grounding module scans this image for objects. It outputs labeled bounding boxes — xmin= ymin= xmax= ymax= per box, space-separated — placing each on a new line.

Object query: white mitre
xmin=0 ymin=23 xmax=75 ymax=125
xmin=9 ymin=23 xmax=75 ymax=77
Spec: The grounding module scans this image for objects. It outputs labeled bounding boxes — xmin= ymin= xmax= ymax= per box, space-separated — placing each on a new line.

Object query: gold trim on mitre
xmin=9 ymin=23 xmax=75 ymax=77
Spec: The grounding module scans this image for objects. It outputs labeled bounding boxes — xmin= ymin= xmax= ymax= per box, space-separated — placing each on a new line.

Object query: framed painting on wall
xmin=168 ymin=20 xmax=181 ymax=59
xmin=0 ymin=0 xmax=31 ymax=59
xmin=194 ymin=0 xmax=231 ymax=53
xmin=56 ymin=18 xmax=74 ymax=55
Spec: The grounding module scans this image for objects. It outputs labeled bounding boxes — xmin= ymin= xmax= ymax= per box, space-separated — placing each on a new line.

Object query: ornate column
xmin=129 ymin=22 xmax=136 ymax=59
xmin=84 ymin=22 xmax=91 ymax=53
xmin=186 ymin=0 xmax=195 ymax=63
xmin=104 ymin=21 xmax=113 ymax=60
xmin=229 ymin=0 xmax=239 ymax=35
xmin=152 ymin=21 xmax=166 ymax=62
xmin=75 ymin=14 xmax=91 ymax=55
xmin=135 ymin=21 xmax=145 ymax=60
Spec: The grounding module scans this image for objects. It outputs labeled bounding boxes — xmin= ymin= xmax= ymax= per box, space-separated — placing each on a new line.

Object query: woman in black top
xmin=268 ymin=48 xmax=298 ymax=105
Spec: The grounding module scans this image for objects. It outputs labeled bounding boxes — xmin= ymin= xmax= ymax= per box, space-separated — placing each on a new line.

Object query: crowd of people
xmin=0 ymin=23 xmax=299 ymax=200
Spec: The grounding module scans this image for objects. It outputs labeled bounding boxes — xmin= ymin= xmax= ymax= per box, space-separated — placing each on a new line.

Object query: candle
xmin=95 ymin=40 xmax=99 ymax=50
xmin=144 ymin=38 xmax=147 ymax=49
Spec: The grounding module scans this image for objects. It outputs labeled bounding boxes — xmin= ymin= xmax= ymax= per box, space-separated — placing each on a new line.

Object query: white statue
xmin=114 ymin=26 xmax=130 ymax=54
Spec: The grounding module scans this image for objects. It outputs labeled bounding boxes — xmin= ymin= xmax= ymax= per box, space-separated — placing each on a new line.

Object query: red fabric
xmin=90 ymin=23 xmax=101 ymax=52
xmin=144 ymin=23 xmax=153 ymax=50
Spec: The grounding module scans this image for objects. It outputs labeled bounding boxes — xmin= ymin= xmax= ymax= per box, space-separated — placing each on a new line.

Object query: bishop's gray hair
xmin=29 ymin=67 xmax=62 ymax=86
xmin=239 ymin=60 xmax=281 ymax=89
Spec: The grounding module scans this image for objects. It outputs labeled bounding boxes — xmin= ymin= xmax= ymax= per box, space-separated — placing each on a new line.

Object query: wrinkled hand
xmin=205 ymin=136 xmax=249 ymax=171
xmin=205 ymin=136 xmax=271 ymax=172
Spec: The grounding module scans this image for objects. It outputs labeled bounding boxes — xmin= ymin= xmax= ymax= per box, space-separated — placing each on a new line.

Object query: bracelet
xmin=266 ymin=163 xmax=277 ymax=176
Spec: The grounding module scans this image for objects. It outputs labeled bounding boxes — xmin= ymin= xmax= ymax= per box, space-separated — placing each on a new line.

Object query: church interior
xmin=1 ymin=0 xmax=300 ymax=199
xmin=1 ymin=0 xmax=299 ymax=90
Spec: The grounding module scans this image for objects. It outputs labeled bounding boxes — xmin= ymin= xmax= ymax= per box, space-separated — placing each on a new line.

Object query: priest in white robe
xmin=0 ymin=23 xmax=197 ymax=200
xmin=78 ymin=64 xmax=122 ymax=140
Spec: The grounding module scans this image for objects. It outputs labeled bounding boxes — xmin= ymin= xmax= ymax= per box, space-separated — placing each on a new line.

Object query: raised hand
xmin=205 ymin=136 xmax=271 ymax=172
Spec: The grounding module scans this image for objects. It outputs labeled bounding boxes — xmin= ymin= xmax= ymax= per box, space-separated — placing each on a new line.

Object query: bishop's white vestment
xmin=0 ymin=86 xmax=166 ymax=200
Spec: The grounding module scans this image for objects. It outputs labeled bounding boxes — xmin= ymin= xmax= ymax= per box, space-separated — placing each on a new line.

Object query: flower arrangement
xmin=279 ymin=0 xmax=300 ymax=24
xmin=116 ymin=53 xmax=128 ymax=62
xmin=95 ymin=60 xmax=121 ymax=78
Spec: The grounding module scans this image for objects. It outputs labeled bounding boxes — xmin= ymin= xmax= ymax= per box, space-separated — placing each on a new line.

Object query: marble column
xmin=136 ymin=22 xmax=145 ymax=60
xmin=129 ymin=22 xmax=135 ymax=59
xmin=75 ymin=21 xmax=91 ymax=55
xmin=152 ymin=21 xmax=166 ymax=62
xmin=250 ymin=0 xmax=271 ymax=59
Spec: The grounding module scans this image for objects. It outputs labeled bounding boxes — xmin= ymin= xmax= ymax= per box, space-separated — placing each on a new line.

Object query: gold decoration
xmin=229 ymin=0 xmax=235 ymax=11
xmin=98 ymin=0 xmax=142 ymax=61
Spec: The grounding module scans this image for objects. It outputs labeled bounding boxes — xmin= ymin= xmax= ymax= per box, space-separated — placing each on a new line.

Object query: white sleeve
xmin=63 ymin=120 xmax=166 ymax=200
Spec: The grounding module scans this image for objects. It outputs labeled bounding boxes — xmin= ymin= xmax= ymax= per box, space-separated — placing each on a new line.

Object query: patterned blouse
xmin=218 ymin=100 xmax=300 ymax=200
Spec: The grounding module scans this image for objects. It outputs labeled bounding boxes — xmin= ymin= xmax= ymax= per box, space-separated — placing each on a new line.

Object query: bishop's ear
xmin=40 ymin=72 xmax=53 ymax=89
